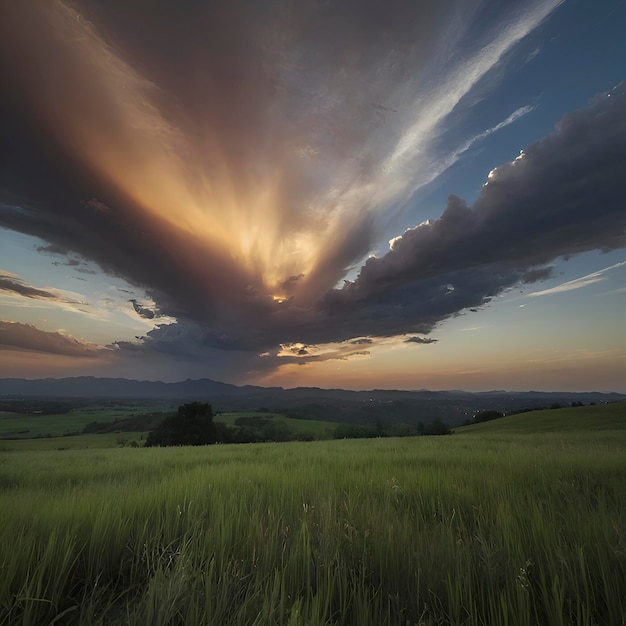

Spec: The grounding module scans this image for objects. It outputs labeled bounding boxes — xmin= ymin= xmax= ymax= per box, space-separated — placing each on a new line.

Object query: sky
xmin=1 ymin=0 xmax=625 ymax=392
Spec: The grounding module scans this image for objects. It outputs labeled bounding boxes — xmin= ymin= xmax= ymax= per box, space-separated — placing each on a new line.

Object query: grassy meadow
xmin=0 ymin=432 xmax=147 ymax=452
xmin=0 ymin=409 xmax=127 ymax=440
xmin=0 ymin=407 xmax=337 ymax=450
xmin=0 ymin=406 xmax=625 ymax=625
xmin=0 ymin=404 xmax=174 ymax=440
xmin=455 ymin=402 xmax=626 ymax=434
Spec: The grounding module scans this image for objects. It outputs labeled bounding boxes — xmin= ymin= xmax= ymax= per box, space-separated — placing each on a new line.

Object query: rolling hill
xmin=454 ymin=402 xmax=626 ymax=434
xmin=1 ymin=376 xmax=625 ymax=428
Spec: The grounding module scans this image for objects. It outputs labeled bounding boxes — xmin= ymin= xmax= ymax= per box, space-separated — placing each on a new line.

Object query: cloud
xmin=324 ymin=84 xmax=626 ymax=340
xmin=0 ymin=271 xmax=149 ymax=326
xmin=8 ymin=82 xmax=626 ymax=364
xmin=452 ymin=104 xmax=537 ymax=160
xmin=3 ymin=0 xmax=624 ymax=370
xmin=130 ymin=299 xmax=156 ymax=320
xmin=0 ymin=320 xmax=107 ymax=357
xmin=0 ymin=272 xmax=84 ymax=304
xmin=0 ymin=1 xmax=562 ymax=305
xmin=527 ymin=261 xmax=626 ymax=297
xmin=0 ymin=275 xmax=60 ymax=301
xmin=405 ymin=336 xmax=438 ymax=344
xmin=273 ymin=342 xmax=371 ymax=367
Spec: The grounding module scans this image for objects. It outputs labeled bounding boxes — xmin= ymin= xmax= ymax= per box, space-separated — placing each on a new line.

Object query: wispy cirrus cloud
xmin=457 ymin=104 xmax=537 ymax=156
xmin=527 ymin=261 xmax=626 ymax=297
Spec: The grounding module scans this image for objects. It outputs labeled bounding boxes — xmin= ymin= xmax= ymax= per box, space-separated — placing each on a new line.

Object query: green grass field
xmin=0 ymin=406 xmax=167 ymax=439
xmin=0 ymin=410 xmax=115 ymax=439
xmin=455 ymin=401 xmax=626 ymax=434
xmin=0 ymin=407 xmax=338 ymax=448
xmin=0 ymin=432 xmax=147 ymax=451
xmin=1 ymin=403 xmax=624 ymax=625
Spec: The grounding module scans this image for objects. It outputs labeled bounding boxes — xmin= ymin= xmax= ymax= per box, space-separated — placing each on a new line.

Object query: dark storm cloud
xmin=1 ymin=0 xmax=621 ymax=365
xmin=115 ymin=322 xmax=243 ymax=358
xmin=323 ymin=84 xmax=626 ymax=337
xmin=14 ymin=83 xmax=626 ymax=359
xmin=0 ymin=0 xmax=561 ymax=313
xmin=0 ymin=321 xmax=106 ymax=357
xmin=0 ymin=196 xmax=242 ymax=323
xmin=0 ymin=0 xmax=258 ymax=321
xmin=37 ymin=229 xmax=100 ymax=275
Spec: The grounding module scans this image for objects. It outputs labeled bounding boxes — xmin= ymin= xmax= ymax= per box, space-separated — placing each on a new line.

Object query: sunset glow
xmin=1 ymin=0 xmax=625 ymax=390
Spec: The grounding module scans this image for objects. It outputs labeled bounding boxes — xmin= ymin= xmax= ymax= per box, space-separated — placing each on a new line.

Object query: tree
xmin=145 ymin=402 xmax=217 ymax=447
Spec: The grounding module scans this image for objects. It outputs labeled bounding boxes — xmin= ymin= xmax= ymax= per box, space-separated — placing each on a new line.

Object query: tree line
xmin=144 ymin=402 xmax=451 ymax=447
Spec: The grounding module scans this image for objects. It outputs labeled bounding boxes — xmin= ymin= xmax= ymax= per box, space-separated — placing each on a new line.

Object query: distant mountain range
xmin=1 ymin=377 xmax=624 ymax=427
xmin=0 ymin=376 xmax=250 ymax=400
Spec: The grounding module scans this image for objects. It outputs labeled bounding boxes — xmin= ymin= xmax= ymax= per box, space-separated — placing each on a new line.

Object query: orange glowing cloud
xmin=0 ymin=1 xmax=372 ymax=300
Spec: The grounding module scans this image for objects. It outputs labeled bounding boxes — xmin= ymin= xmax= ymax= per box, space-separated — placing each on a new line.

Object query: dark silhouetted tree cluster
xmin=145 ymin=402 xmax=217 ymax=447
